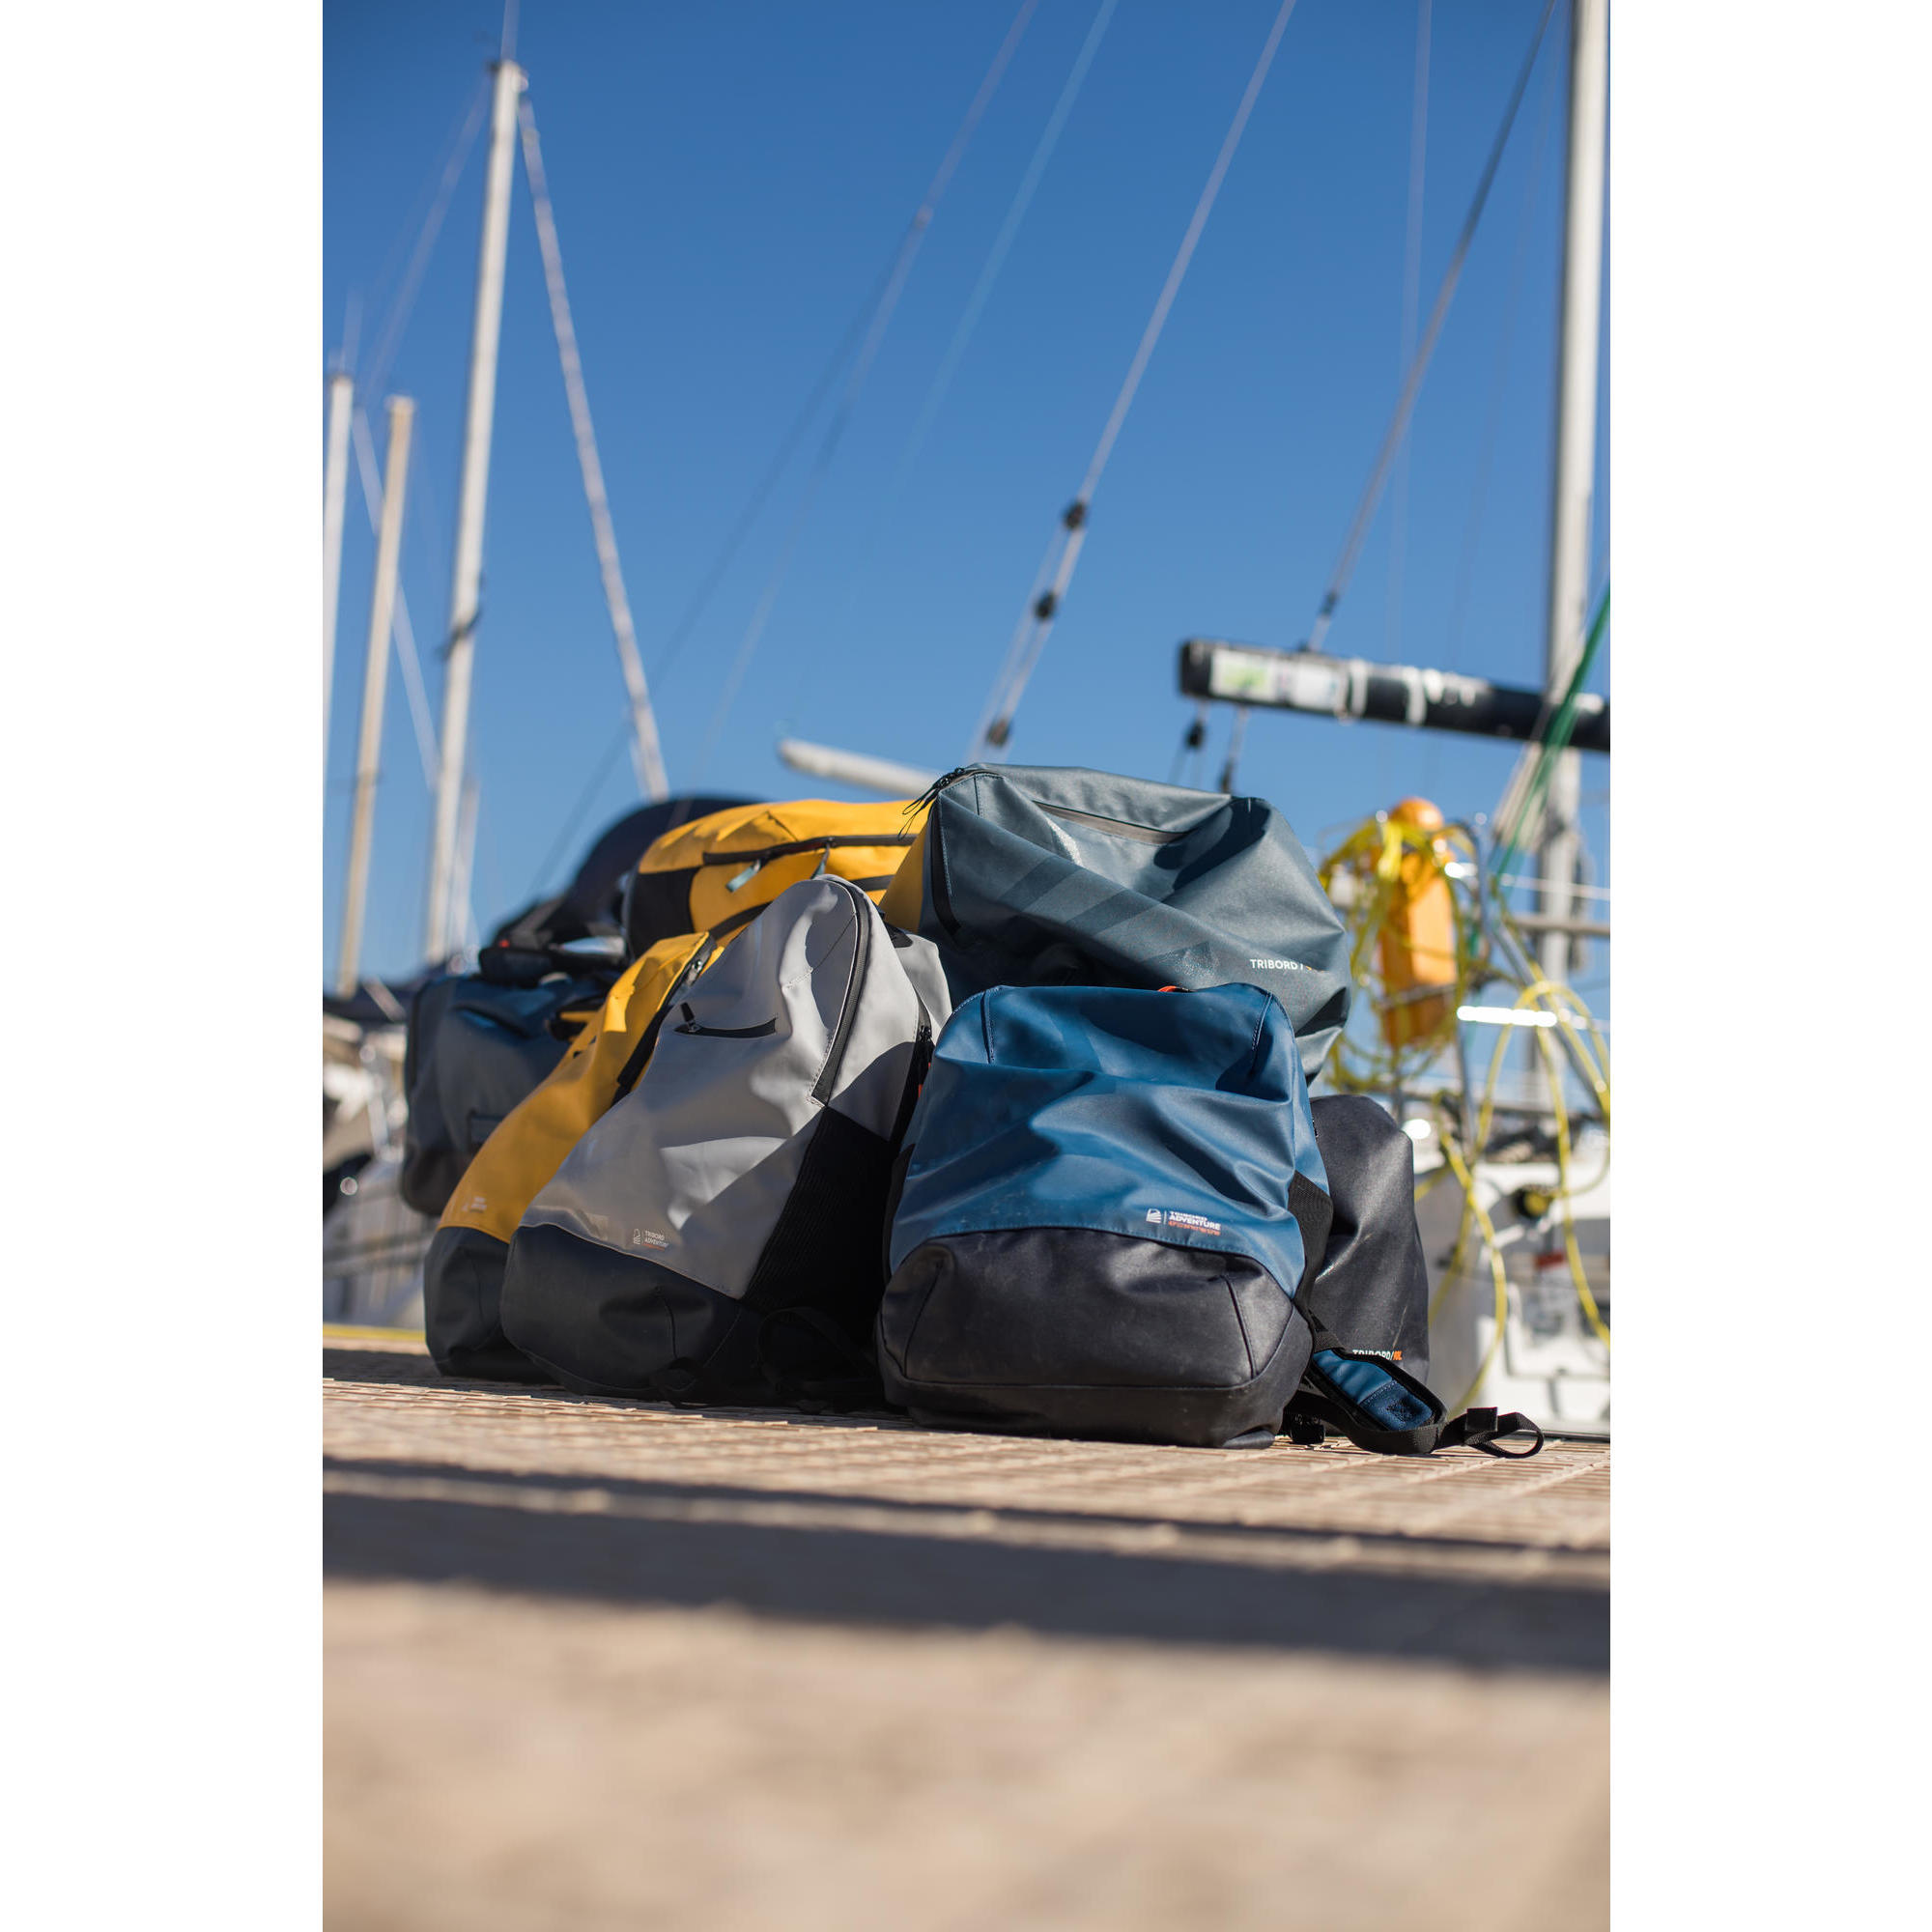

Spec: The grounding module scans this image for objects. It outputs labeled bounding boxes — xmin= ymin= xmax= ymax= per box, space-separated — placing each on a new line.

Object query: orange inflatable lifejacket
xmin=1377 ymin=797 xmax=1459 ymax=1049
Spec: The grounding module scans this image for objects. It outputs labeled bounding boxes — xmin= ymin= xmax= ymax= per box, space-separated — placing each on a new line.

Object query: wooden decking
xmin=326 ymin=1331 xmax=1607 ymax=1931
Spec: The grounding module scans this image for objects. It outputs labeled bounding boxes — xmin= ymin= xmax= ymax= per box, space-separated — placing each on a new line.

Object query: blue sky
xmin=324 ymin=0 xmax=1607 ymax=988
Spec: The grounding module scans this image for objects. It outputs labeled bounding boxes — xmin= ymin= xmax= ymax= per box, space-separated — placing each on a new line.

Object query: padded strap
xmin=1285 ymin=1346 xmax=1544 ymax=1460
xmin=1437 ymin=1406 xmax=1546 ymax=1458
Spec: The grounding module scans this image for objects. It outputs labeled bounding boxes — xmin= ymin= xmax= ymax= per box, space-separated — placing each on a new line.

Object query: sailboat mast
xmin=337 ymin=396 xmax=415 ymax=997
xmin=322 ymin=369 xmax=354 ymax=750
xmin=1535 ymin=0 xmax=1607 ymax=990
xmin=425 ymin=55 xmax=526 ymax=961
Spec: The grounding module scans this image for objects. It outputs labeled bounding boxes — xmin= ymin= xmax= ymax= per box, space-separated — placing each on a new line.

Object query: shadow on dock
xmin=325 ymin=1419 xmax=1606 ymax=1678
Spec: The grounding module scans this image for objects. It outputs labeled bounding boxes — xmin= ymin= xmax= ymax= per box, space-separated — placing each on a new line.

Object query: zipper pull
xmin=904 ymin=766 xmax=978 ymax=821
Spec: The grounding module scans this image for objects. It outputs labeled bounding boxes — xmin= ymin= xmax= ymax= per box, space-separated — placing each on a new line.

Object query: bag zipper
xmin=1037 ymin=801 xmax=1186 ymax=844
xmin=887 ymin=1003 xmax=932 ymax=1151
xmin=673 ymin=1002 xmax=777 ymax=1039
xmin=927 ymin=793 xmax=961 ymax=940
xmin=613 ymin=938 xmax=715 ymax=1099
xmin=696 ymin=833 xmax=917 ymax=867
xmin=810 ymin=877 xmax=872 ymax=1104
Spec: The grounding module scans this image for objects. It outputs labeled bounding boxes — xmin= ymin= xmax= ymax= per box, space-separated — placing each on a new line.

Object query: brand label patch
xmin=465 ymin=1196 xmax=487 ymax=1212
xmin=631 ymin=1228 xmax=670 ymax=1250
xmin=1249 ymin=957 xmax=1309 ymax=971
xmin=1156 ymin=1209 xmax=1224 ymax=1236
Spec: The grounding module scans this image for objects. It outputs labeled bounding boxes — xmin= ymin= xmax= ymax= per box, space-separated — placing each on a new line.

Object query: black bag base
xmin=424 ymin=1225 xmax=554 ymax=1384
xmin=499 ymin=1219 xmax=886 ymax=1410
xmin=880 ymin=1337 xmax=1312 ymax=1451
xmin=885 ymin=1391 xmax=1292 ymax=1453
xmin=500 ymin=1222 xmax=770 ymax=1404
xmin=878 ymin=1227 xmax=1314 ymax=1450
xmin=1219 ymin=1427 xmax=1279 ymax=1451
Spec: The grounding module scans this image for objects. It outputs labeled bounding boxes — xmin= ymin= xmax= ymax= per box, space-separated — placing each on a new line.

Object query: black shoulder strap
xmin=1285 ymin=1324 xmax=1544 ymax=1460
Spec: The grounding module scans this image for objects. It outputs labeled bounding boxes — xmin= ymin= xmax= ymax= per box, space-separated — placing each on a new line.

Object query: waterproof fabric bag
xmin=878 ymin=765 xmax=1351 ymax=1079
xmin=500 ymin=877 xmax=948 ymax=1404
xmin=399 ymin=970 xmax=609 ymax=1218
xmin=625 ymin=797 xmax=927 ymax=958
xmin=422 ymin=816 xmax=925 ymax=1387
xmin=1285 ymin=1094 xmax=1542 ymax=1459
xmin=406 ymin=793 xmax=746 ymax=1220
xmin=423 ymin=930 xmax=716 ymax=1382
xmin=878 ymin=982 xmax=1332 ymax=1449
xmin=1301 ymin=1095 xmax=1434 ymax=1377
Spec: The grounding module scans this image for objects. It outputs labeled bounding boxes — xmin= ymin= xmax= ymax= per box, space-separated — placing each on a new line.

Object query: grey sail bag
xmin=499 ymin=876 xmax=949 ymax=1404
xmin=878 ymin=764 xmax=1351 ymax=1079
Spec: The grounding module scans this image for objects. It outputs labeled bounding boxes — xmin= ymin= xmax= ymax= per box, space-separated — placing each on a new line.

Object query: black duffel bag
xmin=398 ymin=793 xmax=752 ymax=1219
xmin=398 ymin=965 xmax=610 ymax=1219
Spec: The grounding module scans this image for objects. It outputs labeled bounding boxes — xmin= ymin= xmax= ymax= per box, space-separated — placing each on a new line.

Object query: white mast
xmin=451 ymin=773 xmax=482 ymax=959
xmin=337 ymin=396 xmax=415 ymax=997
xmin=1535 ymin=0 xmax=1607 ymax=990
xmin=322 ymin=369 xmax=354 ymax=751
xmin=425 ymin=55 xmax=526 ymax=960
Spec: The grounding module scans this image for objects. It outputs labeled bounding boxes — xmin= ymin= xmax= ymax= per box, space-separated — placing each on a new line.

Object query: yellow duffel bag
xmin=623 ymin=797 xmax=923 ymax=954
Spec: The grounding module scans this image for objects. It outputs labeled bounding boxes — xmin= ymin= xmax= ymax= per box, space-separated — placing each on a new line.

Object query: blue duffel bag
xmin=878 ymin=980 xmax=1333 ymax=1448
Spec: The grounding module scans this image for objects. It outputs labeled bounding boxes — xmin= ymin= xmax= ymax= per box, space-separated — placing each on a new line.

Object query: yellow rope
xmin=1317 ymin=810 xmax=1612 ymax=1406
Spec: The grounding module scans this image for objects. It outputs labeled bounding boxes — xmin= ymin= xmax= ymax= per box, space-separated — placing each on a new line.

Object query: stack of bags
xmin=405 ymin=769 xmax=1539 ymax=1458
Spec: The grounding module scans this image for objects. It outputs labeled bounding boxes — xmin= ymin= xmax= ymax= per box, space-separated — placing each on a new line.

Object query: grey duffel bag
xmin=499 ymin=876 xmax=949 ymax=1405
xmin=877 ymin=764 xmax=1351 ymax=1079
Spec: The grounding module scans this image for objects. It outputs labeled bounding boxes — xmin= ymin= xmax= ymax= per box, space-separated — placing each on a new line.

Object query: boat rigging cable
xmin=648 ymin=270 xmax=893 ymax=690
xmin=787 ymin=0 xmax=1122 ymax=735
xmin=1384 ymin=0 xmax=1432 ymax=662
xmin=688 ymin=0 xmax=1042 ymax=785
xmin=772 ymin=0 xmax=1120 ymax=743
xmin=1299 ymin=0 xmax=1558 ymax=663
xmin=970 ymin=0 xmax=1302 ymax=763
xmin=1489 ymin=582 xmax=1609 ymax=880
xmin=518 ymin=92 xmax=670 ymax=802
xmin=358 ymin=74 xmax=492 ymax=416
xmin=523 ymin=713 xmax=636 ymax=898
xmin=1443 ymin=31 xmax=1563 ymax=671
